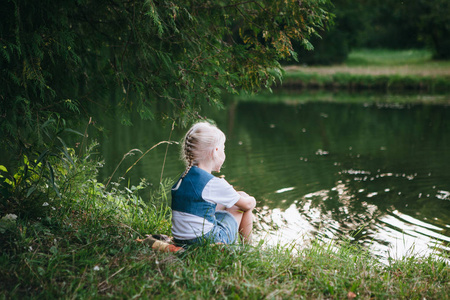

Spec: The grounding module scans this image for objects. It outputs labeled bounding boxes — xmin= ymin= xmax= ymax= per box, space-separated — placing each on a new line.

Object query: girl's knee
xmin=226 ymin=206 xmax=243 ymax=222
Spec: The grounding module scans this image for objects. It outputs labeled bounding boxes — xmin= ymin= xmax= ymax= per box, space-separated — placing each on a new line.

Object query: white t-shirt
xmin=171 ymin=177 xmax=241 ymax=240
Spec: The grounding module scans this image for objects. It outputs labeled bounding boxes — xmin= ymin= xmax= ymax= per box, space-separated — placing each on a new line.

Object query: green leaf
xmin=47 ymin=162 xmax=60 ymax=198
xmin=64 ymin=128 xmax=84 ymax=136
xmin=26 ymin=186 xmax=37 ymax=197
xmin=36 ymin=149 xmax=50 ymax=166
xmin=57 ymin=137 xmax=75 ymax=166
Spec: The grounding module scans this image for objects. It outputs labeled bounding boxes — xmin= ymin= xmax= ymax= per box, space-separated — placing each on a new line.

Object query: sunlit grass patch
xmin=346 ymin=49 xmax=433 ymax=66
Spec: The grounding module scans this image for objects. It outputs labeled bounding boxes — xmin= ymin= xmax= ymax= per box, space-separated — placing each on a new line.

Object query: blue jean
xmin=174 ymin=211 xmax=238 ymax=247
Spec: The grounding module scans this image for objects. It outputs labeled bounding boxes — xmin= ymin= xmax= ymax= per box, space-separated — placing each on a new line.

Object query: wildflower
xmin=2 ymin=214 xmax=17 ymax=221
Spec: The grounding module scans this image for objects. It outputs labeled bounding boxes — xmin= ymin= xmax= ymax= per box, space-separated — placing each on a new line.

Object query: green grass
xmin=282 ymin=72 xmax=450 ymax=93
xmin=282 ymin=49 xmax=450 ymax=92
xmin=346 ymin=49 xmax=433 ymax=66
xmin=1 ymin=144 xmax=449 ymax=299
xmin=235 ymin=90 xmax=450 ymax=106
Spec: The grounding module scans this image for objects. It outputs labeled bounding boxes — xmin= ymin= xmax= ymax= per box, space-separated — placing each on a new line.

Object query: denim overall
xmin=171 ymin=166 xmax=237 ymax=246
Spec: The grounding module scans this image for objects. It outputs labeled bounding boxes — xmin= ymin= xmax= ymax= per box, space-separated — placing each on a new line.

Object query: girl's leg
xmin=238 ymin=209 xmax=253 ymax=242
xmin=226 ymin=206 xmax=253 ymax=243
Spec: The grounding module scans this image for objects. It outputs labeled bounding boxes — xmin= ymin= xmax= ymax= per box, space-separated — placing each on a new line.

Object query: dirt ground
xmin=283 ymin=64 xmax=450 ymax=77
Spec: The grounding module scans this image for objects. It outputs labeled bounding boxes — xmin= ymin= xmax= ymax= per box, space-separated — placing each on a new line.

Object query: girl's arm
xmin=234 ymin=191 xmax=256 ymax=212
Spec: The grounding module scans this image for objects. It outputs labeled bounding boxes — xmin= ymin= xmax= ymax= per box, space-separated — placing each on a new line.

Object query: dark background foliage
xmin=291 ymin=0 xmax=450 ymax=65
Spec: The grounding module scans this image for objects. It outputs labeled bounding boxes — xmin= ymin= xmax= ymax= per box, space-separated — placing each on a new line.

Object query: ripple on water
xmin=227 ymin=101 xmax=450 ymax=260
xmin=254 ymin=181 xmax=450 ymax=260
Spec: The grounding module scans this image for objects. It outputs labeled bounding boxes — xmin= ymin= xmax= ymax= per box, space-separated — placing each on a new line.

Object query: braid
xmin=181 ymin=130 xmax=196 ymax=178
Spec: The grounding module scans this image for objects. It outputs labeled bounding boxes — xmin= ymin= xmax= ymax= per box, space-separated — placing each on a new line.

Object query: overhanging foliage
xmin=0 ymin=0 xmax=332 ymax=148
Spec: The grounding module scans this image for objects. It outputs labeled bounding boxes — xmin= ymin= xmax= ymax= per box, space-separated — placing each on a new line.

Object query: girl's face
xmin=212 ymin=140 xmax=226 ymax=172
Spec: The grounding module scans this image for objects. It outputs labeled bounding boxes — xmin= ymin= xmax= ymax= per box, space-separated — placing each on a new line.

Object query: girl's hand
xmin=237 ymin=191 xmax=250 ymax=197
xmin=235 ymin=191 xmax=256 ymax=211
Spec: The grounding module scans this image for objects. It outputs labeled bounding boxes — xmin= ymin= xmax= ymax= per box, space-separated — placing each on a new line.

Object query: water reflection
xmin=255 ymin=181 xmax=450 ymax=262
xmin=92 ymin=93 xmax=450 ymax=260
xmin=222 ymin=97 xmax=450 ymax=259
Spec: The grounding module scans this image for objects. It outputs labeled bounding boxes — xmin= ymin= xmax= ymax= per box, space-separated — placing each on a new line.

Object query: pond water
xmin=93 ymin=92 xmax=450 ymax=261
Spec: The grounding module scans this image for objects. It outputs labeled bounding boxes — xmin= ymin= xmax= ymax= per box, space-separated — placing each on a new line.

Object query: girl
xmin=171 ymin=121 xmax=256 ymax=247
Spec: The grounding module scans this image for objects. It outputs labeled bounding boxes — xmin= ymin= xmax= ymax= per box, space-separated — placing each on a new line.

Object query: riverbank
xmin=1 ymin=148 xmax=448 ymax=298
xmin=282 ymin=49 xmax=450 ymax=92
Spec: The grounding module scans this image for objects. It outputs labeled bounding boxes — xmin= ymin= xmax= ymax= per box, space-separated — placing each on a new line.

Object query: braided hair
xmin=181 ymin=122 xmax=225 ymax=178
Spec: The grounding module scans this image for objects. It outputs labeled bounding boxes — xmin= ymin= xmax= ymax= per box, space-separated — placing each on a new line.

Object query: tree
xmin=0 ymin=0 xmax=332 ymax=212
xmin=288 ymin=0 xmax=367 ymax=65
xmin=356 ymin=0 xmax=450 ymax=58
xmin=289 ymin=0 xmax=450 ymax=65
xmin=412 ymin=0 xmax=450 ymax=59
xmin=1 ymin=0 xmax=332 ymax=154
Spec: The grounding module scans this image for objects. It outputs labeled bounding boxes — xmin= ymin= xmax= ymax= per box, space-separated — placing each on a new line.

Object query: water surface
xmin=94 ymin=93 xmax=450 ymax=260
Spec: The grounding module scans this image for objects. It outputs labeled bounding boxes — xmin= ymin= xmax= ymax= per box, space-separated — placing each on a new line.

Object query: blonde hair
xmin=181 ymin=121 xmax=225 ymax=178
